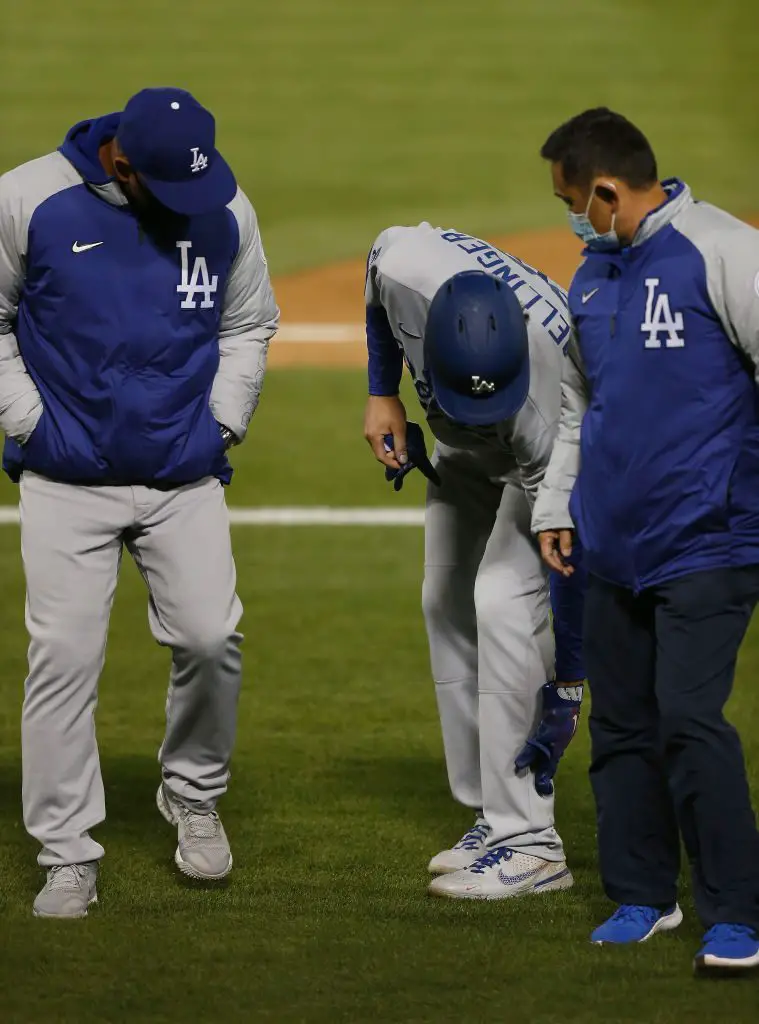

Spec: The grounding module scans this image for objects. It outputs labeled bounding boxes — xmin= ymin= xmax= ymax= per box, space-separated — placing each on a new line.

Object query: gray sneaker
xmin=33 ymin=863 xmax=98 ymax=919
xmin=156 ymin=784 xmax=233 ymax=880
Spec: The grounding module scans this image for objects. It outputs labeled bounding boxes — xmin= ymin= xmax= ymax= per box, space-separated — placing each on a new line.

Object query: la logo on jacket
xmin=641 ymin=278 xmax=685 ymax=349
xmin=176 ymin=241 xmax=218 ymax=309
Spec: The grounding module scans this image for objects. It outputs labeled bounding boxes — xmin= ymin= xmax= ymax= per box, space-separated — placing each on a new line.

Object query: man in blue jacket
xmin=0 ymin=87 xmax=279 ymax=917
xmin=532 ymin=107 xmax=759 ymax=975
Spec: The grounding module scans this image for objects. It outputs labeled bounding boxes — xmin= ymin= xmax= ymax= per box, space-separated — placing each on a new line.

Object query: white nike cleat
xmin=428 ymin=817 xmax=492 ymax=874
xmin=428 ymin=844 xmax=573 ymax=900
xmin=33 ymin=863 xmax=98 ymax=918
xmin=157 ymin=784 xmax=233 ymax=880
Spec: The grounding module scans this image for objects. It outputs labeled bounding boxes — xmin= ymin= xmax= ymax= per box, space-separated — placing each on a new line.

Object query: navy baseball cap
xmin=116 ymin=87 xmax=237 ymax=215
xmin=424 ymin=271 xmax=530 ymax=426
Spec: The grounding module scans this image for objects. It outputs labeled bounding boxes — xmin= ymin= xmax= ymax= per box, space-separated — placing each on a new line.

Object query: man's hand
xmin=515 ymin=682 xmax=584 ymax=796
xmin=383 ymin=421 xmax=441 ymax=492
xmin=538 ymin=529 xmax=575 ymax=577
xmin=364 ymin=395 xmax=408 ymax=470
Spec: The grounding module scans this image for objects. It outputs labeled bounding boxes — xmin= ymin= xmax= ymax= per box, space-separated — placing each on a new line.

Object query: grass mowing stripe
xmin=0 ymin=507 xmax=425 ymax=526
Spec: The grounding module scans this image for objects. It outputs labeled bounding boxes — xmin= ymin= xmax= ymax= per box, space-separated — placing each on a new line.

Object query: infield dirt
xmin=270 ymin=217 xmax=759 ymax=369
xmin=268 ymin=227 xmax=583 ymax=368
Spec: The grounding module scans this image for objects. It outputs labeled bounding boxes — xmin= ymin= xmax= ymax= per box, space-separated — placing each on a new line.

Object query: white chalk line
xmin=0 ymin=332 xmax=381 ymax=525
xmin=276 ymin=323 xmax=363 ymax=343
xmin=0 ymin=506 xmax=424 ymax=526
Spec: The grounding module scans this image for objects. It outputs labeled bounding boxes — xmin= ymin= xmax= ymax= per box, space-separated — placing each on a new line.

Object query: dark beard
xmin=123 ymin=182 xmax=189 ymax=251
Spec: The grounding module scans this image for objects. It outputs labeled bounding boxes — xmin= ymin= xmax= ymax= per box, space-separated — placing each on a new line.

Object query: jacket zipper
xmin=607 ymin=259 xmax=641 ymax=590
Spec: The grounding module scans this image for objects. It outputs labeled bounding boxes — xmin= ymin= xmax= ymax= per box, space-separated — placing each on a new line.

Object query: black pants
xmin=585 ymin=567 xmax=759 ymax=929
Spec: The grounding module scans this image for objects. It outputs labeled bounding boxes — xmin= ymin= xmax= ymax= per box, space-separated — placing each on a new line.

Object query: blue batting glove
xmin=514 ymin=683 xmax=583 ymax=796
xmin=383 ymin=421 xmax=441 ymax=492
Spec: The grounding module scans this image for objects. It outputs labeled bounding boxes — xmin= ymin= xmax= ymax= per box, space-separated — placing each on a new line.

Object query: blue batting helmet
xmin=424 ymin=270 xmax=529 ymax=425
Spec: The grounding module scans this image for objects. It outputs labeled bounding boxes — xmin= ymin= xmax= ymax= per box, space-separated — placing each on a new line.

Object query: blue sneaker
xmin=591 ymin=903 xmax=683 ymax=944
xmin=694 ymin=924 xmax=759 ymax=975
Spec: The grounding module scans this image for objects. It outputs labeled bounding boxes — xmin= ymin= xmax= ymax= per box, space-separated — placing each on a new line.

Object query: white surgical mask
xmin=568 ymin=189 xmax=619 ymax=251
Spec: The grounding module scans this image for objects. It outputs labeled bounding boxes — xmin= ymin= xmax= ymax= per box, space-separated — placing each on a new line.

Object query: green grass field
xmin=3 ymin=2 xmax=759 ymax=1020
xmin=5 ymin=2 xmax=759 ymax=272
xmin=1 ymin=373 xmax=759 ymax=1022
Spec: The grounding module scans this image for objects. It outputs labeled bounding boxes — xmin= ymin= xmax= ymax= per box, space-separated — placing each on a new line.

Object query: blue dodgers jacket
xmin=532 ymin=180 xmax=759 ymax=591
xmin=0 ymin=115 xmax=279 ymax=486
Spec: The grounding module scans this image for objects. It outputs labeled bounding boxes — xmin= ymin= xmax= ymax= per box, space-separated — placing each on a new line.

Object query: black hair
xmin=540 ymin=107 xmax=658 ymax=189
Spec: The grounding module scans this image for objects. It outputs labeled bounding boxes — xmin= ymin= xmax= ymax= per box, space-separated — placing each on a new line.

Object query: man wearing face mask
xmin=0 ymin=87 xmax=279 ymax=917
xmin=532 ymin=107 xmax=759 ymax=975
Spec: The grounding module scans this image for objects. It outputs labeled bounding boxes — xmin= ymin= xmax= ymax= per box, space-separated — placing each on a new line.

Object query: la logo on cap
xmin=190 ymin=147 xmax=208 ymax=173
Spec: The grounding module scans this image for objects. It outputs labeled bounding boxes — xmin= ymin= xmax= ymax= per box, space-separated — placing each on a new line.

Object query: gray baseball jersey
xmin=366 ymin=223 xmax=575 ymax=859
xmin=365 ymin=222 xmax=573 ymax=506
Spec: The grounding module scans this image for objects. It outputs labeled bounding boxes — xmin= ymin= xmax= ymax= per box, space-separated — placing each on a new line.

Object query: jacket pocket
xmin=22 ymin=410 xmax=46 ymax=454
xmin=209 ymin=413 xmax=226 ymax=458
xmin=726 ymin=431 xmax=759 ymax=522
xmin=3 ymin=412 xmax=47 ymax=484
xmin=678 ymin=430 xmax=736 ymax=536
xmin=163 ymin=406 xmax=227 ymax=484
xmin=23 ymin=410 xmax=74 ymax=482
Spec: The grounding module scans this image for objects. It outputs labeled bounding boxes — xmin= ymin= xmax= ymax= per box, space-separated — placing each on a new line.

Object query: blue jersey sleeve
xmin=366 ymin=304 xmax=403 ymax=396
xmin=550 ymin=538 xmax=586 ymax=683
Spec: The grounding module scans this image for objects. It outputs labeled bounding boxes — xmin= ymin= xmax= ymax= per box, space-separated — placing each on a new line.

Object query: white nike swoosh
xmin=72 ymin=241 xmax=104 ymax=253
xmin=581 ymin=288 xmax=599 ymax=304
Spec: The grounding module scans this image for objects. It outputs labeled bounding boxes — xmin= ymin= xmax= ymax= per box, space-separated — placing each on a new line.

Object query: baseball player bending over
xmin=363 ymin=223 xmax=585 ymax=899
xmin=0 ymin=88 xmax=278 ymax=917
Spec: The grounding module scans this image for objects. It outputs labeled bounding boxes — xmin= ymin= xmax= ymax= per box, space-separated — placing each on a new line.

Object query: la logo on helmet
xmin=471 ymin=375 xmax=495 ymax=395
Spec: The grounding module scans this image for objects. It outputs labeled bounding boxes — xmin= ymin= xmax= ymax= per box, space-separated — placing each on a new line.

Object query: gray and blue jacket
xmin=532 ymin=180 xmax=759 ymax=591
xmin=0 ymin=114 xmax=279 ymax=486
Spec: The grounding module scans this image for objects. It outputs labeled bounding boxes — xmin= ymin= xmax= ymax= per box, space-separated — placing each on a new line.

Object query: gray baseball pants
xmin=19 ymin=471 xmax=243 ymax=867
xmin=423 ymin=444 xmax=563 ymax=859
